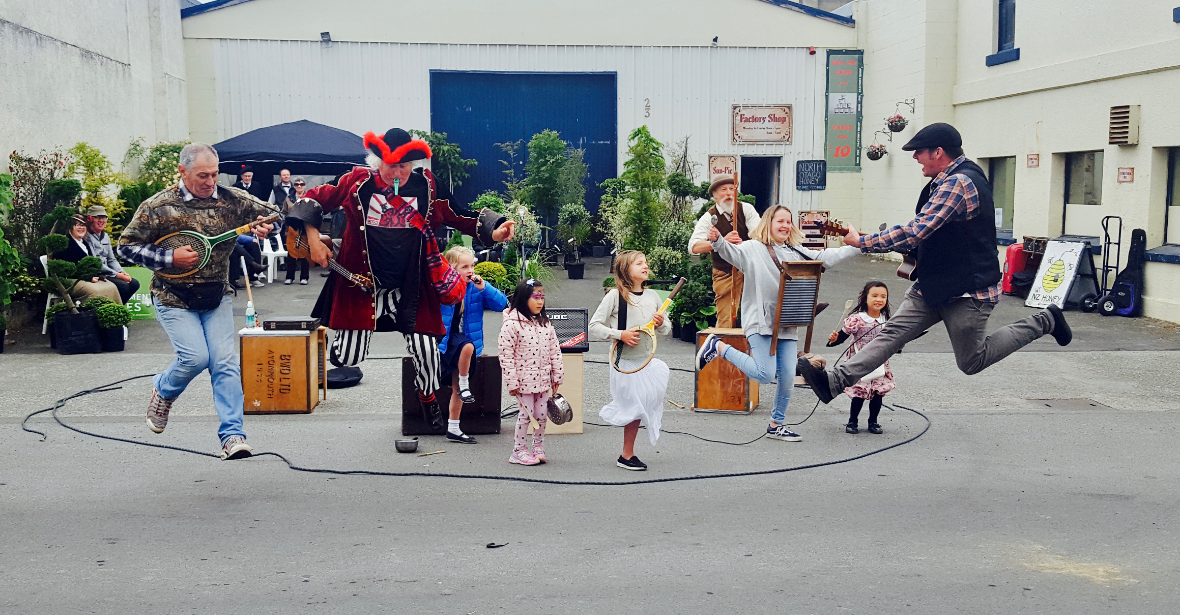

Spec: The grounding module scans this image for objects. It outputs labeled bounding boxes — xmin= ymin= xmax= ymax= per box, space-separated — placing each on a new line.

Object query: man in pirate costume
xmin=286 ymin=128 xmax=515 ymax=433
xmin=688 ymin=174 xmax=762 ymax=328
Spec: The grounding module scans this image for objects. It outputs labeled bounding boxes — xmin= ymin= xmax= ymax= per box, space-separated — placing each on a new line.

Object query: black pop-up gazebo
xmin=214 ymin=119 xmax=367 ymax=178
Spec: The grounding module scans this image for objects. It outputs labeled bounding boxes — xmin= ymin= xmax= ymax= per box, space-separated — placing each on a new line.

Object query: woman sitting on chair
xmin=53 ymin=214 xmax=123 ymax=304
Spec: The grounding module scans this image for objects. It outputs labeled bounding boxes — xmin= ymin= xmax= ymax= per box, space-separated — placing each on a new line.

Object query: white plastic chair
xmin=261 ymin=235 xmax=287 ymax=283
xmin=40 ymin=255 xmax=60 ymax=334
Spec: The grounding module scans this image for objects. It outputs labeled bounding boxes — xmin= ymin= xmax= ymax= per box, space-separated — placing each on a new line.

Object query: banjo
xmin=154 ymin=213 xmax=281 ymax=278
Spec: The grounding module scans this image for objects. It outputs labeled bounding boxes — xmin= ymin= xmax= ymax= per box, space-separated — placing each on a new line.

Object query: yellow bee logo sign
xmin=1042 ymin=259 xmax=1067 ymax=292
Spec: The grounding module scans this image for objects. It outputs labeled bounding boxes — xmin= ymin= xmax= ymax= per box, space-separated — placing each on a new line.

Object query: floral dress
xmin=840 ymin=312 xmax=896 ymax=399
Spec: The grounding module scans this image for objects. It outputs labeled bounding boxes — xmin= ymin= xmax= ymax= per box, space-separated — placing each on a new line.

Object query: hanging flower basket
xmin=866 ymin=144 xmax=888 ymax=161
xmin=886 ymin=114 xmax=908 ymax=132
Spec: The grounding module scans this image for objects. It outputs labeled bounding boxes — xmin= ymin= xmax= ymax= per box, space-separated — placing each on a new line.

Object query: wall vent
xmin=1109 ymin=105 xmax=1140 ymax=146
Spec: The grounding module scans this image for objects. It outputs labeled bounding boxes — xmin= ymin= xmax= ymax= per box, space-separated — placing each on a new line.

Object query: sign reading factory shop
xmin=731 ymin=105 xmax=793 ymax=144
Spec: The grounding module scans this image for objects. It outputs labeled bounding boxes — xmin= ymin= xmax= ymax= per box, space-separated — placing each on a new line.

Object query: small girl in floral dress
xmin=828 ymin=281 xmax=895 ymax=434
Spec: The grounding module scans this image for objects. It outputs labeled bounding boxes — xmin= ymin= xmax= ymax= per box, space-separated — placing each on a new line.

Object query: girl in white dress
xmin=589 ymin=251 xmax=672 ymax=471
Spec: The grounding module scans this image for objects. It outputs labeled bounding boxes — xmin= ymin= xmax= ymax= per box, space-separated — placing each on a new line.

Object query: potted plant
xmin=866 ymin=144 xmax=888 ymax=161
xmin=95 ymin=301 xmax=132 ymax=352
xmin=886 ymin=114 xmax=908 ymax=132
xmin=672 ymin=281 xmax=716 ymax=343
xmin=38 ymin=206 xmax=105 ymax=354
xmin=602 ymin=275 xmax=615 ymax=295
xmin=557 ymin=203 xmax=592 ymax=280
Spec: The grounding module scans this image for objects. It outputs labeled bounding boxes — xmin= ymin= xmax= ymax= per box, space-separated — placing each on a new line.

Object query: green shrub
xmin=45 ymin=179 xmax=82 ymax=205
xmin=602 ymin=275 xmax=615 ymax=288
xmin=0 ymin=311 xmax=7 ymax=330
xmin=45 ymin=301 xmax=72 ymax=324
xmin=666 ymin=173 xmax=698 ymax=199
xmin=502 ymin=244 xmax=519 ymax=268
xmin=472 ymin=191 xmax=508 ymax=214
xmin=444 ymin=229 xmax=466 ymax=252
xmin=473 ymin=261 xmax=511 ymax=294
xmin=95 ymin=302 xmax=132 ymax=329
xmin=80 ymin=296 xmax=114 ymax=311
xmin=647 ymin=246 xmax=690 ymax=280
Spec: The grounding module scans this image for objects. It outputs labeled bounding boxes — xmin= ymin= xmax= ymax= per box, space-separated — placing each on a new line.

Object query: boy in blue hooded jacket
xmin=438 ymin=246 xmax=509 ymax=443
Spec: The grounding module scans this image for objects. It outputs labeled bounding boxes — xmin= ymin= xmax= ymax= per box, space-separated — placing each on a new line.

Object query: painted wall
xmin=184 ymin=40 xmax=834 ymax=214
xmin=181 ymin=0 xmax=857 ymax=48
xmin=0 ymin=0 xmax=189 ymax=163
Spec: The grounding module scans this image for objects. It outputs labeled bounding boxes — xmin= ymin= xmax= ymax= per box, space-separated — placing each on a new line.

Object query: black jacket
xmin=271 ymin=183 xmax=297 ymax=207
xmin=232 ymin=180 xmax=271 ymax=202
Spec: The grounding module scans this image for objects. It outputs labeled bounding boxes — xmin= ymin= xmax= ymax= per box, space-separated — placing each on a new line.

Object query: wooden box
xmin=240 ymin=327 xmax=327 ymax=414
xmin=692 ymin=327 xmax=760 ymax=413
xmin=401 ymin=355 xmax=503 ymax=436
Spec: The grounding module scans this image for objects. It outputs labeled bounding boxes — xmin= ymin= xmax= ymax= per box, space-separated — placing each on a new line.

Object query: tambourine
xmin=547 ymin=394 xmax=574 ymax=425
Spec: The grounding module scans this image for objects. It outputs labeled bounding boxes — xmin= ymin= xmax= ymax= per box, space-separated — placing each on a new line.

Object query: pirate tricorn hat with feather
xmin=364 ymin=128 xmax=432 ymax=165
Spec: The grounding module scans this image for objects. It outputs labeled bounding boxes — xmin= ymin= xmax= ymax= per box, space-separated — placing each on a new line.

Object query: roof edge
xmin=756 ymin=0 xmax=855 ymax=27
xmin=181 ymin=0 xmax=258 ymax=18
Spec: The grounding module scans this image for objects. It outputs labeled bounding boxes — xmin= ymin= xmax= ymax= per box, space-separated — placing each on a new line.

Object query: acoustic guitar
xmin=896 ymin=254 xmax=918 ymax=281
xmin=285 ymin=227 xmax=374 ymax=292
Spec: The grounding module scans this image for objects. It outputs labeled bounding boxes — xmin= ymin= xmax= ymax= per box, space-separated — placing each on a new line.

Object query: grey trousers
xmin=828 ymin=289 xmax=1055 ymax=392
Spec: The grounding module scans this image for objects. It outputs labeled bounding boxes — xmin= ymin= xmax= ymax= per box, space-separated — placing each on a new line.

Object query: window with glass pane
xmin=1166 ymin=148 xmax=1179 ymax=245
xmin=998 ymin=0 xmax=1016 ymax=51
xmin=1063 ymin=151 xmax=1104 ymax=236
xmin=989 ymin=156 xmax=1016 ymax=231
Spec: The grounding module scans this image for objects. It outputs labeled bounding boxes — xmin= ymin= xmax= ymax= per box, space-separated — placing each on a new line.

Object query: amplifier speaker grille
xmin=547 ymin=308 xmax=589 ymax=353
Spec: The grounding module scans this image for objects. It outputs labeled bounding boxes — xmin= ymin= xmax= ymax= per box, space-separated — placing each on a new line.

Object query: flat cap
xmin=708 ymin=174 xmax=735 ymax=195
xmin=85 ymin=205 xmax=108 ymax=217
xmin=901 ymin=122 xmax=962 ymax=152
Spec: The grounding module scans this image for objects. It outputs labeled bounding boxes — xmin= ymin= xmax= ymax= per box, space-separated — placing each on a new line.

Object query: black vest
xmin=708 ymin=204 xmax=750 ymax=274
xmin=912 ymin=159 xmax=1002 ymax=306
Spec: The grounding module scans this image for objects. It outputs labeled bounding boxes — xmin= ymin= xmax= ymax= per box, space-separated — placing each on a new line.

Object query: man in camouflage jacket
xmin=119 ymin=143 xmax=274 ymax=460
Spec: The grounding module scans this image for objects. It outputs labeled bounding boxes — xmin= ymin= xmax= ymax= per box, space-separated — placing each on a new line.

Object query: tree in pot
xmin=672 ymin=281 xmax=716 ymax=343
xmin=38 ymin=206 xmax=105 ymax=354
xmin=557 ymin=202 xmax=591 ymax=279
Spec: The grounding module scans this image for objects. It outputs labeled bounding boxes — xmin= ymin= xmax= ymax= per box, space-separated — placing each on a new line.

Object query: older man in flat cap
xmin=84 ymin=205 xmax=140 ymax=304
xmin=688 ymin=175 xmax=761 ymax=328
xmin=798 ymin=122 xmax=1074 ymax=404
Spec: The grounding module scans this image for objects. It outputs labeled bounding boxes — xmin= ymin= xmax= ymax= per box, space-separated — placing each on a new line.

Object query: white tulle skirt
xmin=599 ymin=358 xmax=669 ymax=446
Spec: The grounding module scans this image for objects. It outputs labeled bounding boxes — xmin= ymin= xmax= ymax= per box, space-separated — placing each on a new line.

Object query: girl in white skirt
xmin=589 ymin=250 xmax=671 ymax=471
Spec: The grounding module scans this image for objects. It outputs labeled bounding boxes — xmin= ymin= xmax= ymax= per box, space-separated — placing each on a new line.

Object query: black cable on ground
xmin=22 ymin=374 xmax=930 ymax=486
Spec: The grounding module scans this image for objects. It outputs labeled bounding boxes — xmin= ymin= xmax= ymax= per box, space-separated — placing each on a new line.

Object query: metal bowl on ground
xmin=395 ymin=438 xmax=419 ymax=453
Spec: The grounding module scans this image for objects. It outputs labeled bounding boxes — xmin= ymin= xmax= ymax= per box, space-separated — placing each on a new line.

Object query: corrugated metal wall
xmin=209 ymin=41 xmax=827 ymax=210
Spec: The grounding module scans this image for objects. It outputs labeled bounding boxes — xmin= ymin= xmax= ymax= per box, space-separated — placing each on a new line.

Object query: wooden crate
xmin=692 ymin=327 xmax=759 ymax=413
xmin=240 ymin=327 xmax=326 ymax=414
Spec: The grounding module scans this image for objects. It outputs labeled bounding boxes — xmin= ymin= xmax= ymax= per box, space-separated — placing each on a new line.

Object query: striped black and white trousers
xmin=329 ymin=288 xmax=441 ymax=395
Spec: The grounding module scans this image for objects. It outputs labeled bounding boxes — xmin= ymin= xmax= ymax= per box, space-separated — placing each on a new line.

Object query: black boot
xmin=420 ymin=399 xmax=446 ymax=433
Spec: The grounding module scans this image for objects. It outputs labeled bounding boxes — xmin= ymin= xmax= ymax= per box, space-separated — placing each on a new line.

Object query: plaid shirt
xmin=859 ymin=156 xmax=1002 ymax=302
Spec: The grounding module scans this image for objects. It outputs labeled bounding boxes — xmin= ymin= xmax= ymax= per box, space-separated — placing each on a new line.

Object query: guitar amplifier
xmin=547 ymin=308 xmax=589 ymax=353
xmin=401 ymin=355 xmax=502 ymax=435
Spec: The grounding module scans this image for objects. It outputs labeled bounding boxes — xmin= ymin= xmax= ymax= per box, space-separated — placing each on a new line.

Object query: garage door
xmin=430 ymin=71 xmax=617 ymax=212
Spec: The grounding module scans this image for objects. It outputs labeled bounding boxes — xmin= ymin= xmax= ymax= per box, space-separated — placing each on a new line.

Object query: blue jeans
xmin=153 ymin=295 xmax=244 ymax=445
xmin=721 ymin=335 xmax=798 ymax=425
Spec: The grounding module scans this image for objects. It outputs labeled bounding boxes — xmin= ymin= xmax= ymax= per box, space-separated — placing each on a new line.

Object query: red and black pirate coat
xmin=288 ymin=166 xmax=506 ymax=337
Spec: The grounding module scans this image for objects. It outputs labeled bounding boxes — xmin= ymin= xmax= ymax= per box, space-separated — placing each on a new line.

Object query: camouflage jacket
xmin=118 ymin=183 xmax=273 ymax=309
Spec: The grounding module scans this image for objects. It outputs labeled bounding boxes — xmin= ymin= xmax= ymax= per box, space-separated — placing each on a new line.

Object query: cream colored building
xmin=834 ymin=0 xmax=1180 ymax=323
xmin=99 ymin=0 xmax=1173 ymax=325
xmin=0 ymin=0 xmax=189 ymax=164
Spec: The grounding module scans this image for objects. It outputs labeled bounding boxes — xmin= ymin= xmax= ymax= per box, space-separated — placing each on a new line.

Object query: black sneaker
xmin=867 ymin=423 xmax=883 ymax=434
xmin=796 ymin=356 xmax=834 ymax=404
xmin=695 ymin=334 xmax=722 ymax=371
xmin=458 ymin=387 xmax=476 ymax=404
xmin=845 ymin=421 xmax=859 ymax=434
xmin=1046 ymin=304 xmax=1072 ymax=346
xmin=420 ymin=399 xmax=446 ymax=433
xmin=446 ymin=431 xmax=477 ymax=444
xmin=616 ymin=455 xmax=647 ymax=471
xmin=767 ymin=424 xmax=803 ymax=442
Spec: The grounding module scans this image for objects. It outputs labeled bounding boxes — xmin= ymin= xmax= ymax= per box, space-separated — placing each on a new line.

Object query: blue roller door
xmin=430 ymin=71 xmax=617 ymax=213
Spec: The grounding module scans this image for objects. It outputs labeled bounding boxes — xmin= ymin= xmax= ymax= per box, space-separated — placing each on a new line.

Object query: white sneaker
xmin=221 ymin=435 xmax=253 ymax=460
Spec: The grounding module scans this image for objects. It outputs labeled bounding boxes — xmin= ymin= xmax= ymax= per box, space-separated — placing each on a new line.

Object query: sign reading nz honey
xmin=731 ymin=105 xmax=792 ymax=144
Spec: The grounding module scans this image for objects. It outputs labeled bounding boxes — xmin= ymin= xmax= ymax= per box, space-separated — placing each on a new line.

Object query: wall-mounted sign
xmin=708 ymin=155 xmax=738 ymax=180
xmin=825 ymin=50 xmax=864 ymax=172
xmin=1117 ymin=167 xmax=1135 ymax=183
xmin=731 ymin=105 xmax=792 ymax=144
xmin=1027 ymin=154 xmax=1040 ymax=168
xmin=796 ymin=160 xmax=827 ymax=191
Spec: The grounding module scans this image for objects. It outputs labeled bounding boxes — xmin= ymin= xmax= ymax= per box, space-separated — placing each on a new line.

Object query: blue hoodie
xmin=438 ymin=280 xmax=509 ymax=356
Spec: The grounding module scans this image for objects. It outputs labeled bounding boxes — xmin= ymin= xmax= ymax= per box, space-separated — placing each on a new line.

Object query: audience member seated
xmin=54 ymin=214 xmax=122 ymax=304
xmin=83 ymin=205 xmax=140 ymax=304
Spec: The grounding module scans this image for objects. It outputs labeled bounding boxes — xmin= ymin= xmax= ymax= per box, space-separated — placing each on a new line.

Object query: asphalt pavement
xmin=4 ymin=255 xmax=1180 ymax=614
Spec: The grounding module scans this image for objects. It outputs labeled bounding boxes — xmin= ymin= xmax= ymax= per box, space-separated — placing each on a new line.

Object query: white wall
xmin=185 ymin=40 xmax=833 ymax=213
xmin=0 ymin=0 xmax=189 ymax=164
xmin=181 ymin=0 xmax=857 ymax=48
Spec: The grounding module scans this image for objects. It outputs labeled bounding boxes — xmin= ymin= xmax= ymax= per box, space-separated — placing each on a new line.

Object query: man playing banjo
xmin=119 ymin=143 xmax=275 ymax=460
